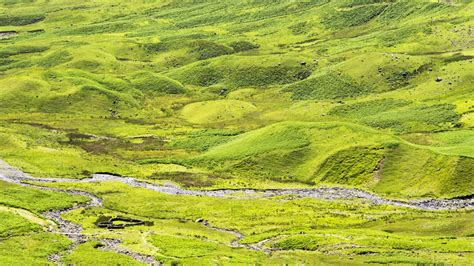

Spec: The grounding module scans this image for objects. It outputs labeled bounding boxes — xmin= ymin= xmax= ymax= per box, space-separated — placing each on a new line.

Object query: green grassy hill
xmin=0 ymin=0 xmax=473 ymax=264
xmin=1 ymin=0 xmax=471 ymax=197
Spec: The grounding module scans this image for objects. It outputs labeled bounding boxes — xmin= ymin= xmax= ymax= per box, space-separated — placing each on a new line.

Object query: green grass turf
xmin=34 ymin=180 xmax=474 ymax=265
xmin=0 ymin=0 xmax=472 ymax=264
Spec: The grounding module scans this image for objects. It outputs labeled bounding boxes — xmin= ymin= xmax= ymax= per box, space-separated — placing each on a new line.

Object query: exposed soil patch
xmin=63 ymin=135 xmax=166 ymax=156
xmin=0 ymin=31 xmax=18 ymax=39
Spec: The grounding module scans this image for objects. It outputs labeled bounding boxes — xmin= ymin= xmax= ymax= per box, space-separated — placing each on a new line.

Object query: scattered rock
xmin=436 ymin=77 xmax=443 ymax=82
xmin=0 ymin=31 xmax=18 ymax=39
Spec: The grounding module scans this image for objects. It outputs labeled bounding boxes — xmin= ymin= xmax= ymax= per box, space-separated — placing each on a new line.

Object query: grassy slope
xmin=0 ymin=181 xmax=88 ymax=264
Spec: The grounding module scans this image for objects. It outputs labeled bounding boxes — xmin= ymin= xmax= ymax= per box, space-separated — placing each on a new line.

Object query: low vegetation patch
xmin=228 ymin=40 xmax=260 ymax=52
xmin=181 ymin=100 xmax=257 ymax=124
xmin=190 ymin=40 xmax=234 ymax=60
xmin=130 ymin=72 xmax=186 ymax=95
xmin=0 ymin=14 xmax=45 ymax=26
xmin=285 ymin=72 xmax=371 ymax=100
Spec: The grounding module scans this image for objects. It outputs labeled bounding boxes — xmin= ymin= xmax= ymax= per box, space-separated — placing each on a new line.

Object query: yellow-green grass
xmin=0 ymin=180 xmax=88 ymax=213
xmin=0 ymin=0 xmax=473 ymax=264
xmin=0 ymin=232 xmax=71 ymax=265
xmin=181 ymin=100 xmax=257 ymax=124
xmin=0 ymin=205 xmax=52 ymax=227
xmin=64 ymin=241 xmax=145 ymax=266
xmin=34 ymin=180 xmax=474 ymax=265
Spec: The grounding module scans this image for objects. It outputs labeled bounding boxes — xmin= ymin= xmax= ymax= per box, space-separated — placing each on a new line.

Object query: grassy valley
xmin=0 ymin=0 xmax=473 ymax=265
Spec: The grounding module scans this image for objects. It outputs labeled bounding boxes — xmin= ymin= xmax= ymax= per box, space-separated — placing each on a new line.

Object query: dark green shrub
xmin=228 ymin=64 xmax=311 ymax=88
xmin=323 ymin=5 xmax=387 ymax=28
xmin=288 ymin=21 xmax=309 ymax=35
xmin=0 ymin=14 xmax=45 ymax=26
xmin=190 ymin=40 xmax=234 ymax=60
xmin=228 ymin=40 xmax=259 ymax=52
xmin=0 ymin=46 xmax=48 ymax=58
xmin=285 ymin=72 xmax=371 ymax=100
xmin=63 ymin=22 xmax=132 ymax=35
xmin=141 ymin=42 xmax=169 ymax=53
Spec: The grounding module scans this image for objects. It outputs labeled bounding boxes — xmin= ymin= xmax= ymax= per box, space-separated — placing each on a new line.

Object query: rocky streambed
xmin=4 ymin=168 xmax=471 ymax=211
xmin=0 ymin=160 xmax=159 ymax=265
xmin=0 ymin=159 xmax=473 ymax=265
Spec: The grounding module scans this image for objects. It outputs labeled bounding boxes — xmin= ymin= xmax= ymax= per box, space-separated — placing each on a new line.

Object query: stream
xmin=0 ymin=159 xmax=472 ymax=264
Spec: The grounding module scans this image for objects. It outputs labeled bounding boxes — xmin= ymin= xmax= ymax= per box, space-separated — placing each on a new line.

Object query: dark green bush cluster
xmin=377 ymin=1 xmax=420 ymax=22
xmin=63 ymin=22 xmax=132 ymax=35
xmin=377 ymin=1 xmax=447 ymax=23
xmin=443 ymin=53 xmax=474 ymax=63
xmin=175 ymin=63 xmax=223 ymax=86
xmin=288 ymin=22 xmax=309 ymax=35
xmin=0 ymin=14 xmax=45 ymax=26
xmin=141 ymin=42 xmax=169 ymax=53
xmin=0 ymin=46 xmax=48 ymax=58
xmin=329 ymin=99 xmax=411 ymax=118
xmin=172 ymin=60 xmax=311 ymax=88
xmin=323 ymin=4 xmax=387 ymax=28
xmin=228 ymin=40 xmax=259 ymax=52
xmin=362 ymin=104 xmax=461 ymax=132
xmin=0 ymin=58 xmax=15 ymax=66
xmin=285 ymin=72 xmax=371 ymax=100
xmin=228 ymin=64 xmax=311 ymax=88
xmin=170 ymin=1 xmax=327 ymax=29
xmin=190 ymin=40 xmax=234 ymax=60
xmin=342 ymin=0 xmax=395 ymax=8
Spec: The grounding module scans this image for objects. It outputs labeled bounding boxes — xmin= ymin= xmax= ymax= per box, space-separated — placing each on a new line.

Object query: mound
xmin=285 ymin=71 xmax=371 ymax=100
xmin=0 ymin=77 xmax=49 ymax=112
xmin=130 ymin=72 xmax=186 ymax=95
xmin=335 ymin=53 xmax=431 ymax=91
xmin=316 ymin=146 xmax=384 ymax=186
xmin=190 ymin=40 xmax=234 ymax=60
xmin=372 ymin=144 xmax=474 ymax=198
xmin=197 ymin=121 xmax=394 ymax=182
xmin=170 ymin=55 xmax=312 ymax=88
xmin=228 ymin=41 xmax=259 ymax=52
xmin=330 ymin=100 xmax=461 ymax=133
xmin=0 ymin=45 xmax=48 ymax=58
xmin=181 ymin=100 xmax=257 ymax=124
xmin=0 ymin=14 xmax=45 ymax=26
